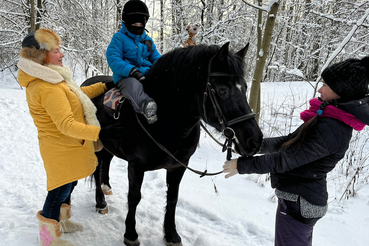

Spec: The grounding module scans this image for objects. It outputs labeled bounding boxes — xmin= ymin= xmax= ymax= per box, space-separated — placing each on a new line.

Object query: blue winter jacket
xmin=106 ymin=23 xmax=161 ymax=84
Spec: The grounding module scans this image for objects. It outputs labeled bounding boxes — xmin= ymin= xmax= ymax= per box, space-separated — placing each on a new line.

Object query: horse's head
xmin=201 ymin=42 xmax=263 ymax=157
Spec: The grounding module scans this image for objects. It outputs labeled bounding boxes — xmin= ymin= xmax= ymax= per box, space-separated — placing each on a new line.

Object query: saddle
xmin=103 ymin=88 xmax=126 ymax=119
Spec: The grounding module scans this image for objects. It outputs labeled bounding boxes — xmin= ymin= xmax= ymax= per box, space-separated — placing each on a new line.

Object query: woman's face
xmin=318 ymin=82 xmax=341 ymax=101
xmin=44 ymin=46 xmax=64 ymax=66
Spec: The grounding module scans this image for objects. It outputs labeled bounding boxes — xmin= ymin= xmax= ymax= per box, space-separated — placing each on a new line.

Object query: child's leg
xmin=116 ymin=77 xmax=152 ymax=113
xmin=41 ymin=182 xmax=75 ymax=221
xmin=117 ymin=77 xmax=157 ymax=123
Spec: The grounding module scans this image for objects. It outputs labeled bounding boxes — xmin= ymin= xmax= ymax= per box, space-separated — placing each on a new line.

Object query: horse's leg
xmin=94 ymin=148 xmax=114 ymax=214
xmin=124 ymin=164 xmax=144 ymax=246
xmin=101 ymin=153 xmax=113 ymax=195
xmin=93 ymin=161 xmax=107 ymax=214
xmin=164 ymin=166 xmax=186 ymax=246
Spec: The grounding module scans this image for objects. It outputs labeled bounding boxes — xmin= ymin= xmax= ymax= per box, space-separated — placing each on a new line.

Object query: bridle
xmin=202 ymin=56 xmax=256 ymax=160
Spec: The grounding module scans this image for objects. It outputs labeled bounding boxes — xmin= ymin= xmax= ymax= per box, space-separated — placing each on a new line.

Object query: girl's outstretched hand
xmin=223 ymin=159 xmax=239 ymax=179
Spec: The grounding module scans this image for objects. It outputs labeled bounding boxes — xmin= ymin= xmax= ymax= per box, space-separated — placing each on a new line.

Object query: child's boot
xmin=143 ymin=100 xmax=157 ymax=124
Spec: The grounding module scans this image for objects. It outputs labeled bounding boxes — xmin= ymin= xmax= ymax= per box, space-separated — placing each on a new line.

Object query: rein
xmin=136 ymin=114 xmax=223 ymax=177
xmin=109 ymin=93 xmax=222 ymax=177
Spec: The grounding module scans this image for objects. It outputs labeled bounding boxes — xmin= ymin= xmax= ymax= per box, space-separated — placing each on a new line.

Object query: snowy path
xmin=0 ymin=86 xmax=368 ymax=246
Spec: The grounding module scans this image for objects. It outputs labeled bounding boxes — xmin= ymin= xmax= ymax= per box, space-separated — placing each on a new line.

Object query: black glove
xmin=129 ymin=67 xmax=145 ymax=82
xmin=99 ymin=124 xmax=125 ymax=140
xmin=104 ymin=81 xmax=116 ymax=90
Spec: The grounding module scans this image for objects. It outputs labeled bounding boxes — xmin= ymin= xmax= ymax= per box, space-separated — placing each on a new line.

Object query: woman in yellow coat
xmin=18 ymin=28 xmax=124 ymax=246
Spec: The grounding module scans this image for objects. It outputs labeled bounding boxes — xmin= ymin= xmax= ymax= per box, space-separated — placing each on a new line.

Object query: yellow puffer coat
xmin=18 ymin=57 xmax=106 ymax=191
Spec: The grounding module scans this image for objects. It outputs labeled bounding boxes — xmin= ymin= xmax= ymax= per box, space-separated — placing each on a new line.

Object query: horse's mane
xmin=146 ymin=44 xmax=246 ymax=90
xmin=146 ymin=45 xmax=218 ymax=87
xmin=151 ymin=44 xmax=219 ymax=73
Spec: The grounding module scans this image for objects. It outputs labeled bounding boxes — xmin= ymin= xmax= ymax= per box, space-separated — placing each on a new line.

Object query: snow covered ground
xmin=0 ymin=76 xmax=368 ymax=246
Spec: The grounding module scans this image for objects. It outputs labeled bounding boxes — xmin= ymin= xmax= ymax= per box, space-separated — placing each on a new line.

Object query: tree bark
xmin=29 ymin=0 xmax=35 ymax=32
xmin=116 ymin=0 xmax=122 ymax=32
xmin=255 ymin=0 xmax=263 ymax=122
xmin=249 ymin=1 xmax=280 ymax=122
xmin=36 ymin=0 xmax=42 ymax=30
xmin=160 ymin=0 xmax=164 ymax=53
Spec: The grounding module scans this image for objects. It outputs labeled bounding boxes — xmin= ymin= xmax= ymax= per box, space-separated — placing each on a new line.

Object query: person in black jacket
xmin=223 ymin=56 xmax=369 ymax=246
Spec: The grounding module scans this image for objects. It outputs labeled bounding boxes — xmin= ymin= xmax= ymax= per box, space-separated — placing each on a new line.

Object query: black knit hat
xmin=321 ymin=56 xmax=369 ymax=101
xmin=122 ymin=0 xmax=149 ymax=30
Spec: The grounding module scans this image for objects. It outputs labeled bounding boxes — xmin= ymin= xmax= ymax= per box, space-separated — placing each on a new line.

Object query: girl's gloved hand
xmin=223 ymin=159 xmax=239 ymax=179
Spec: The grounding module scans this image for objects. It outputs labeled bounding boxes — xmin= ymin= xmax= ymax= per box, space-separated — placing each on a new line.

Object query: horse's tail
xmin=88 ymin=173 xmax=96 ymax=189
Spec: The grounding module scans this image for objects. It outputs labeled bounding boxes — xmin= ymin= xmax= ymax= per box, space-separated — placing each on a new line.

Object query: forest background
xmin=1 ymin=0 xmax=369 ymax=202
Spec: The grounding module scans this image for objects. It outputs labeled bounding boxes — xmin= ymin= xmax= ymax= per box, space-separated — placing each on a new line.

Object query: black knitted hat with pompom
xmin=321 ymin=56 xmax=369 ymax=101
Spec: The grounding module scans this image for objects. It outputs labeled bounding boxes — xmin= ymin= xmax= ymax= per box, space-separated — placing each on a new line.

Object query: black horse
xmin=81 ymin=42 xmax=263 ymax=246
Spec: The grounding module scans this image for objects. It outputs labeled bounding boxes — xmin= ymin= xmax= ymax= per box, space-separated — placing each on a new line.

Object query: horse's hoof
xmin=165 ymin=241 xmax=182 ymax=246
xmin=103 ymin=189 xmax=113 ymax=195
xmin=96 ymin=206 xmax=108 ymax=214
xmin=102 ymin=184 xmax=113 ymax=195
xmin=164 ymin=233 xmax=182 ymax=246
xmin=124 ymin=237 xmax=140 ymax=246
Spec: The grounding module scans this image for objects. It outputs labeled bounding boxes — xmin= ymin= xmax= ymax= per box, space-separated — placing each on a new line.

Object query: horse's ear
xmin=235 ymin=43 xmax=249 ymax=59
xmin=215 ymin=42 xmax=230 ymax=62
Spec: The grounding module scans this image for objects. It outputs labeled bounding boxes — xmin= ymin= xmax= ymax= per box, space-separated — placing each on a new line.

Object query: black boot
xmin=143 ymin=100 xmax=157 ymax=124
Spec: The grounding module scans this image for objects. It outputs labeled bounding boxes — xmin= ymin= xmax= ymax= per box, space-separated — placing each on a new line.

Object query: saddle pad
xmin=103 ymin=88 xmax=125 ymax=118
xmin=104 ymin=88 xmax=123 ymax=110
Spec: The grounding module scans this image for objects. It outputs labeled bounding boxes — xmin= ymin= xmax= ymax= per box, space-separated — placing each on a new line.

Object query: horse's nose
xmin=246 ymin=138 xmax=260 ymax=155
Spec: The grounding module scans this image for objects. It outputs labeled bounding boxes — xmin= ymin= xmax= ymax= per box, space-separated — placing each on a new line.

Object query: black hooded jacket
xmin=237 ymin=97 xmax=369 ymax=206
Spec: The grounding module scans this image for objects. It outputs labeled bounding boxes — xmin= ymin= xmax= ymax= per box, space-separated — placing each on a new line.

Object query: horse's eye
xmin=218 ymin=88 xmax=228 ymax=97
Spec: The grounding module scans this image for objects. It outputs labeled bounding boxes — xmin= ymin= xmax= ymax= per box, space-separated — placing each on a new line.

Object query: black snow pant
xmin=116 ymin=77 xmax=153 ymax=114
xmin=275 ymin=198 xmax=321 ymax=246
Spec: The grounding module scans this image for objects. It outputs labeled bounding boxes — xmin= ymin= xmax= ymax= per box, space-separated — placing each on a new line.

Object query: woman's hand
xmin=99 ymin=124 xmax=125 ymax=140
xmin=223 ymin=159 xmax=239 ymax=179
xmin=104 ymin=81 xmax=116 ymax=90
